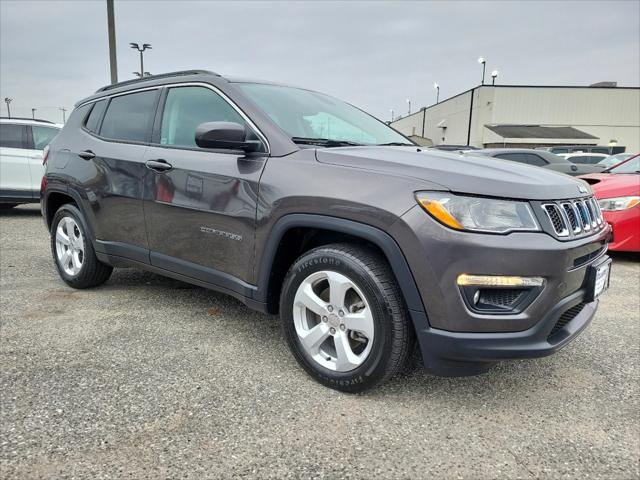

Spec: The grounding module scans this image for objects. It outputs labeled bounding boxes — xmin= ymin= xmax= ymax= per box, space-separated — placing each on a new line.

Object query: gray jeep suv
xmin=41 ymin=70 xmax=611 ymax=392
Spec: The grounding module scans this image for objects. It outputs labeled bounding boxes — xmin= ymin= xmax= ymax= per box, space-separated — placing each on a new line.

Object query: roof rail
xmin=0 ymin=116 xmax=55 ymax=124
xmin=95 ymin=70 xmax=221 ymax=93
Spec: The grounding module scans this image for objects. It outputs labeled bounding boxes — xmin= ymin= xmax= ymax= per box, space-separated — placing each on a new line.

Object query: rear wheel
xmin=280 ymin=243 xmax=413 ymax=393
xmin=51 ymin=204 xmax=113 ymax=288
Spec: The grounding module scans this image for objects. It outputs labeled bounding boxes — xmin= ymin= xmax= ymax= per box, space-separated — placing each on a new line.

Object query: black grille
xmin=544 ymin=205 xmax=566 ymax=235
xmin=548 ymin=303 xmax=586 ymax=339
xmin=562 ymin=204 xmax=579 ymax=231
xmin=477 ymin=288 xmax=526 ymax=307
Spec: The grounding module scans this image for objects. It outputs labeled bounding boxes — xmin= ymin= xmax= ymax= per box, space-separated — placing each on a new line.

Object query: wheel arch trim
xmin=255 ymin=214 xmax=426 ymax=316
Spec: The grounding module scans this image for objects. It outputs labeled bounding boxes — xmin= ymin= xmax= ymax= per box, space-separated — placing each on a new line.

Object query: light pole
xmin=31 ymin=108 xmax=36 ymax=119
xmin=478 ymin=57 xmax=486 ymax=85
xmin=130 ymin=42 xmax=152 ymax=77
xmin=59 ymin=107 xmax=67 ymax=123
xmin=107 ymin=0 xmax=118 ymax=84
xmin=491 ymin=70 xmax=499 ymax=86
xmin=4 ymin=97 xmax=12 ymax=118
xmin=434 ymin=83 xmax=440 ymax=104
xmin=406 ymin=99 xmax=411 ymax=115
xmin=390 ymin=109 xmax=395 ymax=122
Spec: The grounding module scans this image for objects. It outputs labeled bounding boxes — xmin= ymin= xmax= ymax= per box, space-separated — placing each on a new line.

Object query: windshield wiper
xmin=291 ymin=137 xmax=363 ymax=147
xmin=376 ymin=142 xmax=415 ymax=146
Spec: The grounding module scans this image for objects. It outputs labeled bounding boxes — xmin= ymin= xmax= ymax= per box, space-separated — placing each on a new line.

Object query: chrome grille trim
xmin=541 ymin=196 xmax=605 ymax=239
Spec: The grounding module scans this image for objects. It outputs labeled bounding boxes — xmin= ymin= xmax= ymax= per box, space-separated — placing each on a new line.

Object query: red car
xmin=580 ymin=154 xmax=640 ymax=252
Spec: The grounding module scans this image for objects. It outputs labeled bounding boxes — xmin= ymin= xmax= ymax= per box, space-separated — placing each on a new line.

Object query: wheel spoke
xmin=343 ymin=309 xmax=374 ymax=339
xmin=294 ymin=283 xmax=328 ymax=317
xmin=60 ymin=249 xmax=71 ymax=268
xmin=56 ymin=228 xmax=70 ymax=246
xmin=71 ymin=251 xmax=82 ymax=273
xmin=299 ymin=323 xmax=330 ymax=354
xmin=326 ymin=271 xmax=352 ymax=308
xmin=334 ymin=332 xmax=360 ymax=370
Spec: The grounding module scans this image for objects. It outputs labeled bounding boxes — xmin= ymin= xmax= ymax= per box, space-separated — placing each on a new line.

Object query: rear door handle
xmin=77 ymin=150 xmax=95 ymax=160
xmin=145 ymin=159 xmax=173 ymax=172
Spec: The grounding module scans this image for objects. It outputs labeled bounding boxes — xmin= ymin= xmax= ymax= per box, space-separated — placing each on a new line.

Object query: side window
xmin=85 ymin=99 xmax=107 ymax=134
xmin=524 ymin=154 xmax=548 ymax=166
xmin=0 ymin=124 xmax=28 ymax=149
xmin=32 ymin=126 xmax=60 ymax=150
xmin=160 ymin=86 xmax=249 ymax=148
xmin=591 ymin=148 xmax=608 ymax=154
xmin=100 ymin=90 xmax=159 ymax=143
xmin=495 ymin=153 xmax=527 ymax=164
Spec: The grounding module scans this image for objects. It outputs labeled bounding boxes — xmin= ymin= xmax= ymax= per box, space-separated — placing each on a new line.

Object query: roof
xmin=485 ymin=124 xmax=598 ymax=140
xmin=0 ymin=117 xmax=55 ymax=125
xmin=95 ymin=70 xmax=220 ymax=93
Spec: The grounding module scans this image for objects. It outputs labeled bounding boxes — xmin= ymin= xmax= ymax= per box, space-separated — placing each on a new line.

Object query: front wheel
xmin=280 ymin=243 xmax=414 ymax=393
xmin=50 ymin=204 xmax=113 ymax=289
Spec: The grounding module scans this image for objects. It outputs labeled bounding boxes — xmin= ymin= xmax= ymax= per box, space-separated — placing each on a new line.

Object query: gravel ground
xmin=1 ymin=205 xmax=639 ymax=480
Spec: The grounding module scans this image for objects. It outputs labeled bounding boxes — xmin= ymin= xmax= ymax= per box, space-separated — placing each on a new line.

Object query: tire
xmin=280 ymin=243 xmax=414 ymax=393
xmin=50 ymin=204 xmax=113 ymax=289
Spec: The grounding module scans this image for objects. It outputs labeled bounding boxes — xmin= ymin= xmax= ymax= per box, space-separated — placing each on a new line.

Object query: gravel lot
xmin=1 ymin=204 xmax=639 ymax=479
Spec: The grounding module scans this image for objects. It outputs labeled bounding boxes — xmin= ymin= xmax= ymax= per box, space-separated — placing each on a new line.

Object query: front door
xmin=143 ymin=85 xmax=268 ymax=289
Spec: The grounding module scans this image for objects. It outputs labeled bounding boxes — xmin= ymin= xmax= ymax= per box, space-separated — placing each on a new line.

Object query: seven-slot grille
xmin=541 ymin=197 xmax=604 ymax=238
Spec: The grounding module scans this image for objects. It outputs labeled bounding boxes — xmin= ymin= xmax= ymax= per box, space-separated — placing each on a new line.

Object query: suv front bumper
xmin=392 ymin=205 xmax=610 ymax=375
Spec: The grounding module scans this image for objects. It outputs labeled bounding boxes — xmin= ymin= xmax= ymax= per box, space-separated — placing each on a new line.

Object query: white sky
xmin=1 ymin=0 xmax=639 ymax=123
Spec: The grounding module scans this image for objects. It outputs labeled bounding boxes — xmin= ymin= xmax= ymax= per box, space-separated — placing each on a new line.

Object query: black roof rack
xmin=0 ymin=116 xmax=55 ymax=124
xmin=95 ymin=70 xmax=221 ymax=93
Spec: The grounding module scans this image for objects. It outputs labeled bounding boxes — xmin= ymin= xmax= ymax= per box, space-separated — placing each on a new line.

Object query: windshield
xmin=598 ymin=153 xmax=633 ymax=168
xmin=236 ymin=83 xmax=412 ymax=146
xmin=608 ymin=155 xmax=639 ymax=173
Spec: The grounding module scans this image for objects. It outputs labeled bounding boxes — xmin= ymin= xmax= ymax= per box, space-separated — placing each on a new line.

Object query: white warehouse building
xmin=390 ymin=84 xmax=640 ymax=153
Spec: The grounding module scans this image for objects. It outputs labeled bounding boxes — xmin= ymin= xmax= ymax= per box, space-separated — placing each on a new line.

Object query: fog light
xmin=457 ymin=274 xmax=544 ymax=288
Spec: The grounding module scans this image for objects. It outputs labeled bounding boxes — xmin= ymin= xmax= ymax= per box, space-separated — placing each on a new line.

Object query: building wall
xmin=392 ymin=86 xmax=640 ymax=152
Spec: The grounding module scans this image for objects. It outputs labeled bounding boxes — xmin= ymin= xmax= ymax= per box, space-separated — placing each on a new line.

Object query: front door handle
xmin=77 ymin=150 xmax=95 ymax=160
xmin=145 ymin=159 xmax=173 ymax=172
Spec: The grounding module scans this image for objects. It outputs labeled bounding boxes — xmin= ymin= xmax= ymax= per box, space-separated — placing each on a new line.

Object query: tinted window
xmin=32 ymin=125 xmax=60 ymax=150
xmin=100 ymin=90 xmax=159 ymax=142
xmin=590 ymin=147 xmax=609 ymax=154
xmin=85 ymin=99 xmax=107 ymax=133
xmin=495 ymin=153 xmax=527 ymax=164
xmin=571 ymin=155 xmax=601 ymax=164
xmin=523 ymin=153 xmax=548 ymax=166
xmin=551 ymin=148 xmax=568 ymax=154
xmin=0 ymin=123 xmax=27 ymax=149
xmin=160 ymin=86 xmax=248 ymax=148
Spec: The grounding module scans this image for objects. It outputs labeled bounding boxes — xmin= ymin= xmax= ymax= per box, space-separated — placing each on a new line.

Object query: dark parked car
xmin=469 ymin=148 xmax=606 ymax=176
xmin=41 ymin=70 xmax=611 ymax=392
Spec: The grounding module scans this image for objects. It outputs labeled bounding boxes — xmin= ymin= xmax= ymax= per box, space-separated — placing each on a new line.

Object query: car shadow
xmin=609 ymin=251 xmax=639 ymax=263
xmin=0 ymin=205 xmax=42 ymax=217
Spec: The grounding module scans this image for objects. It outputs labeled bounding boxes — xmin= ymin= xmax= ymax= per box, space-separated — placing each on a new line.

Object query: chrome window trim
xmin=77 ymin=82 xmax=270 ymax=153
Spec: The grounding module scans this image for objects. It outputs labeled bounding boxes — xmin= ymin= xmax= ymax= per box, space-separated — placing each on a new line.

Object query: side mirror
xmin=195 ymin=122 xmax=261 ymax=152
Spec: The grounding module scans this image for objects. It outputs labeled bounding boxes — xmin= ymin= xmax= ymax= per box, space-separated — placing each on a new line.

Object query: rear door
xmin=142 ymin=84 xmax=268 ymax=288
xmin=0 ymin=123 xmax=37 ymax=199
xmin=76 ymin=90 xmax=159 ymax=255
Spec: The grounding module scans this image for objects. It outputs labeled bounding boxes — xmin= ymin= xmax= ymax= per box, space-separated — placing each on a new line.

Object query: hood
xmin=580 ymin=173 xmax=640 ymax=198
xmin=316 ymin=146 xmax=591 ymax=200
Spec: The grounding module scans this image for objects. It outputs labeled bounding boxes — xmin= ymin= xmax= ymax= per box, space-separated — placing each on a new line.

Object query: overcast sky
xmin=1 ymin=0 xmax=638 ymax=123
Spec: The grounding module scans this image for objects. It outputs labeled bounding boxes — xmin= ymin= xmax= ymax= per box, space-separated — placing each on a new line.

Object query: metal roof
xmin=485 ymin=124 xmax=598 ymax=140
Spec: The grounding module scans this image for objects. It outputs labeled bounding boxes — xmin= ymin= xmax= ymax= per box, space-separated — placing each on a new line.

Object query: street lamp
xmin=4 ymin=97 xmax=12 ymax=118
xmin=434 ymin=83 xmax=440 ymax=104
xmin=31 ymin=108 xmax=37 ymax=119
xmin=59 ymin=107 xmax=67 ymax=123
xmin=133 ymin=72 xmax=152 ymax=78
xmin=129 ymin=42 xmax=152 ymax=77
xmin=406 ymin=99 xmax=411 ymax=115
xmin=390 ymin=109 xmax=395 ymax=122
xmin=478 ymin=57 xmax=486 ymax=85
xmin=491 ymin=70 xmax=499 ymax=85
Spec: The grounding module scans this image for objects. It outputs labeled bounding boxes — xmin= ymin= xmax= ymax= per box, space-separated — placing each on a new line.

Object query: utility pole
xmin=478 ymin=57 xmax=487 ymax=85
xmin=130 ymin=43 xmax=152 ymax=77
xmin=107 ymin=0 xmax=118 ymax=84
xmin=4 ymin=98 xmax=12 ymax=118
xmin=31 ymin=108 xmax=36 ymax=119
xmin=59 ymin=108 xmax=67 ymax=123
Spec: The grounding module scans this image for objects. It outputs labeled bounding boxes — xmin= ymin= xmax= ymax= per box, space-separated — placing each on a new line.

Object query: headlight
xmin=598 ymin=196 xmax=640 ymax=211
xmin=416 ymin=192 xmax=540 ymax=233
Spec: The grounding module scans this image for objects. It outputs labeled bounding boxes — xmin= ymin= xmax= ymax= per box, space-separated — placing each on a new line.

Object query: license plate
xmin=592 ymin=260 xmax=611 ymax=300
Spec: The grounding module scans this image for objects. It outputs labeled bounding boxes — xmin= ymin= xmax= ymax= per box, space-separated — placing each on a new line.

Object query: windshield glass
xmin=609 ymin=155 xmax=639 ymax=173
xmin=236 ymin=83 xmax=412 ymax=146
xmin=598 ymin=153 xmax=633 ymax=168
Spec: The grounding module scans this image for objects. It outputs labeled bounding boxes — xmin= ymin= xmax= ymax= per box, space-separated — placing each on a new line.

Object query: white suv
xmin=0 ymin=118 xmax=61 ymax=208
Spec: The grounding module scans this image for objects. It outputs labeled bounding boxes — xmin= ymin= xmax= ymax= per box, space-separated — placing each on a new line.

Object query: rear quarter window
xmin=99 ymin=90 xmax=159 ymax=143
xmin=32 ymin=125 xmax=60 ymax=150
xmin=85 ymin=99 xmax=108 ymax=134
xmin=0 ymin=123 xmax=28 ymax=149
